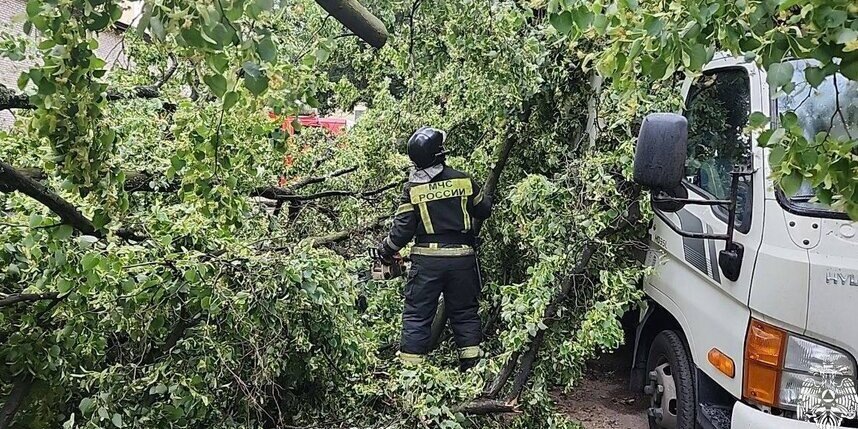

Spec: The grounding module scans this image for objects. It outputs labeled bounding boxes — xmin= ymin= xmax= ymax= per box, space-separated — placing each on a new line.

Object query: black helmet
xmin=407 ymin=126 xmax=447 ymax=168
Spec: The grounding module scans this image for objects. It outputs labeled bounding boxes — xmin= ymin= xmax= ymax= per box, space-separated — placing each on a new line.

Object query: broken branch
xmin=307 ymin=213 xmax=388 ymax=247
xmin=0 ymin=86 xmax=162 ymax=111
xmin=314 ymin=0 xmax=388 ymax=48
xmin=453 ymin=398 xmax=518 ymax=415
xmin=0 ymin=161 xmax=149 ymax=242
xmin=285 ymin=165 xmax=359 ymax=191
xmin=0 ymin=160 xmax=100 ymax=236
xmin=0 ymin=292 xmax=60 ymax=308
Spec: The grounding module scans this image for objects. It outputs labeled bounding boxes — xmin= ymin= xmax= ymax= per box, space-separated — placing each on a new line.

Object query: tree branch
xmin=105 ymin=86 xmax=160 ymax=101
xmin=142 ymin=308 xmax=200 ymax=365
xmin=0 ymin=161 xmax=149 ymax=241
xmin=0 ymin=376 xmax=32 ymax=429
xmin=483 ymin=352 xmax=520 ymax=398
xmin=0 ymin=292 xmax=59 ymax=308
xmin=254 ymin=179 xmax=402 ymax=202
xmin=453 ymin=398 xmax=518 ymax=415
xmin=279 ymin=165 xmax=359 ymax=192
xmin=460 ymin=197 xmax=642 ymax=414
xmin=0 ymin=85 xmax=162 ymax=111
xmin=155 ymin=53 xmax=179 ymax=89
xmin=307 ymin=213 xmax=388 ymax=247
xmin=0 ymin=160 xmax=100 ymax=236
xmin=314 ymin=0 xmax=388 ymax=48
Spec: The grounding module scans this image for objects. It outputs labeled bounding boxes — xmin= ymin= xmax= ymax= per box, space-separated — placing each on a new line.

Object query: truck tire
xmin=645 ymin=330 xmax=696 ymax=429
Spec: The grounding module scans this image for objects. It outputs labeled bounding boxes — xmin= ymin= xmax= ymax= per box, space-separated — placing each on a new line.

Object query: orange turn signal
xmin=708 ymin=348 xmax=735 ymax=378
xmin=744 ymin=319 xmax=786 ymax=407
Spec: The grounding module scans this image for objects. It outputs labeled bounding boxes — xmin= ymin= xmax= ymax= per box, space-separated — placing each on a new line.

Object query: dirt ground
xmin=553 ymin=345 xmax=649 ymax=429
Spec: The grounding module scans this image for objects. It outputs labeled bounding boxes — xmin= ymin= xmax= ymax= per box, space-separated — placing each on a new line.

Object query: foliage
xmin=548 ymin=0 xmax=858 ymax=218
xmin=10 ymin=0 xmax=851 ymax=427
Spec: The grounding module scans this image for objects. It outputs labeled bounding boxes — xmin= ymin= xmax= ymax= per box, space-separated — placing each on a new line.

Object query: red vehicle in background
xmin=270 ymin=112 xmax=352 ymax=187
xmin=270 ymin=112 xmax=350 ymax=136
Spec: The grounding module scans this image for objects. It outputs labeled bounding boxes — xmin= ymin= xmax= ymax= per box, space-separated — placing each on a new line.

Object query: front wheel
xmin=645 ymin=330 xmax=696 ymax=429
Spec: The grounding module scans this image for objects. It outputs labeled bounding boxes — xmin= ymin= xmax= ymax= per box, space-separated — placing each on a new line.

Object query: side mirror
xmin=719 ymin=242 xmax=744 ymax=282
xmin=634 ymin=113 xmax=688 ymax=190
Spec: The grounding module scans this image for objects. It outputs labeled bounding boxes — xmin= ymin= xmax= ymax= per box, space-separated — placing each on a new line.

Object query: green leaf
xmin=572 ymin=7 xmax=594 ymax=30
xmin=79 ymin=397 xmax=94 ymax=415
xmin=180 ymin=27 xmax=206 ymax=48
xmin=314 ymin=47 xmax=330 ymax=63
xmin=766 ymin=62 xmax=794 ymax=89
xmin=224 ymin=0 xmax=244 ymax=21
xmin=28 ymin=213 xmax=42 ymax=227
xmin=242 ymin=61 xmax=262 ymax=78
xmin=846 ymin=203 xmax=858 ymax=222
xmin=206 ymin=53 xmax=229 ymax=74
xmin=549 ymin=12 xmax=574 ymax=34
xmin=804 ymin=66 xmax=826 ymax=88
xmin=257 ymin=36 xmax=277 ymax=63
xmin=767 ymin=127 xmax=786 ymax=147
xmin=649 ymin=58 xmax=668 ymax=80
xmin=208 ymin=22 xmax=234 ymax=47
xmin=644 ymin=16 xmax=664 ymax=36
xmin=223 ymin=91 xmax=239 ymax=110
xmin=593 ymin=14 xmax=608 ymax=34
xmin=25 ymin=0 xmax=41 ymax=18
xmin=203 ymin=74 xmax=228 ymax=98
xmin=748 ymin=112 xmax=769 ymax=128
xmin=255 ymin=0 xmax=274 ymax=11
xmin=841 ymin=53 xmax=858 ymax=81
xmin=55 ymin=225 xmax=74 ymax=240
xmin=836 ymin=28 xmax=857 ymax=45
xmin=244 ymin=74 xmax=269 ymax=96
xmin=816 ymin=188 xmax=833 ymax=206
xmin=149 ymin=16 xmax=165 ymax=42
xmin=780 ymin=170 xmax=802 ymax=197
xmin=688 ymin=44 xmax=708 ymax=70
xmin=781 ymin=111 xmax=798 ymax=129
xmin=170 ymin=156 xmax=185 ymax=171
xmin=769 ymin=145 xmax=786 ymax=165
xmin=136 ymin=3 xmax=153 ymax=37
xmin=81 ymin=253 xmax=100 ymax=271
xmin=111 ymin=413 xmax=123 ymax=428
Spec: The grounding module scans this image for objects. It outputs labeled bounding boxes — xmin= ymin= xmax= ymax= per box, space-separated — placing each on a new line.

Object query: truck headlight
xmin=744 ymin=319 xmax=856 ymax=410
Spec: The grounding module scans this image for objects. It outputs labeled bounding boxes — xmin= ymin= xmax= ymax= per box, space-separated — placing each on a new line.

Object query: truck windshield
xmin=776 ymin=60 xmax=858 ymax=215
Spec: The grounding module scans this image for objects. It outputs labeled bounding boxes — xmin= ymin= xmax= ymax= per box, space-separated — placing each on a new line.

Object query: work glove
xmin=375 ymin=241 xmax=395 ymax=266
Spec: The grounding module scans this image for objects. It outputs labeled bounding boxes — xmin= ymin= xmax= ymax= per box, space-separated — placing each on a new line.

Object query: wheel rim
xmin=646 ymin=362 xmax=679 ymax=429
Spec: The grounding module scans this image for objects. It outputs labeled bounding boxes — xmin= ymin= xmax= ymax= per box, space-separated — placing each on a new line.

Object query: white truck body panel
xmin=641 ymin=52 xmax=858 ymax=428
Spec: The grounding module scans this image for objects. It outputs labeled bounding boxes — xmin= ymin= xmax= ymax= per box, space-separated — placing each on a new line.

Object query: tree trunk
xmin=314 ymin=0 xmax=388 ymax=48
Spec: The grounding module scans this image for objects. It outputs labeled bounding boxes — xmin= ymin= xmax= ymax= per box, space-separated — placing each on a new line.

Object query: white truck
xmin=630 ymin=53 xmax=858 ymax=429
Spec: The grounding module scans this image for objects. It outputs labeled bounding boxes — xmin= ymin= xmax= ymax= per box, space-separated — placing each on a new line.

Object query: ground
xmin=554 ymin=344 xmax=649 ymax=429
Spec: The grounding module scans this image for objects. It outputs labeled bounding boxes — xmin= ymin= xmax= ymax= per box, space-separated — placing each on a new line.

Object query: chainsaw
xmin=367 ymin=248 xmax=406 ymax=280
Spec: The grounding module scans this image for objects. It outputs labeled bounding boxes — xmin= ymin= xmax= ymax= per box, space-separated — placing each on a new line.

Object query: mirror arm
xmin=724 ymin=171 xmax=741 ymax=250
xmin=652 ymin=196 xmax=731 ymax=206
xmin=653 ymin=209 xmax=731 ymax=241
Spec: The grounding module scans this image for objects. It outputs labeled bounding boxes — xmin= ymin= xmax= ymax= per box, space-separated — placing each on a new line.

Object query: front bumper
xmin=731 ymin=402 xmax=817 ymax=429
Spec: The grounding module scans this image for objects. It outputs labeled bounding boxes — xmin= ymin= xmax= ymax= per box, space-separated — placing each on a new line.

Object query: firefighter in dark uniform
xmin=377 ymin=126 xmax=492 ymax=371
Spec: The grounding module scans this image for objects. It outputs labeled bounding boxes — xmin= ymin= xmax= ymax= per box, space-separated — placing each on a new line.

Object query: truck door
xmin=646 ymin=60 xmax=767 ymax=396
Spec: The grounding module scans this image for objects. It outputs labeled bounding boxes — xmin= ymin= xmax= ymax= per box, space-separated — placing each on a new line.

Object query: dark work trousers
xmin=400 ymin=254 xmax=482 ymax=355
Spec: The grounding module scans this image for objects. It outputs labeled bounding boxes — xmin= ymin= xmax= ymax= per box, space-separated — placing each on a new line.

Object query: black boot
xmin=459 ymin=357 xmax=479 ymax=372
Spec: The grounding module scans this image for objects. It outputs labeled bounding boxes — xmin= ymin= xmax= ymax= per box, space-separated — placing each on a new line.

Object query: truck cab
xmin=631 ymin=54 xmax=858 ymax=429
